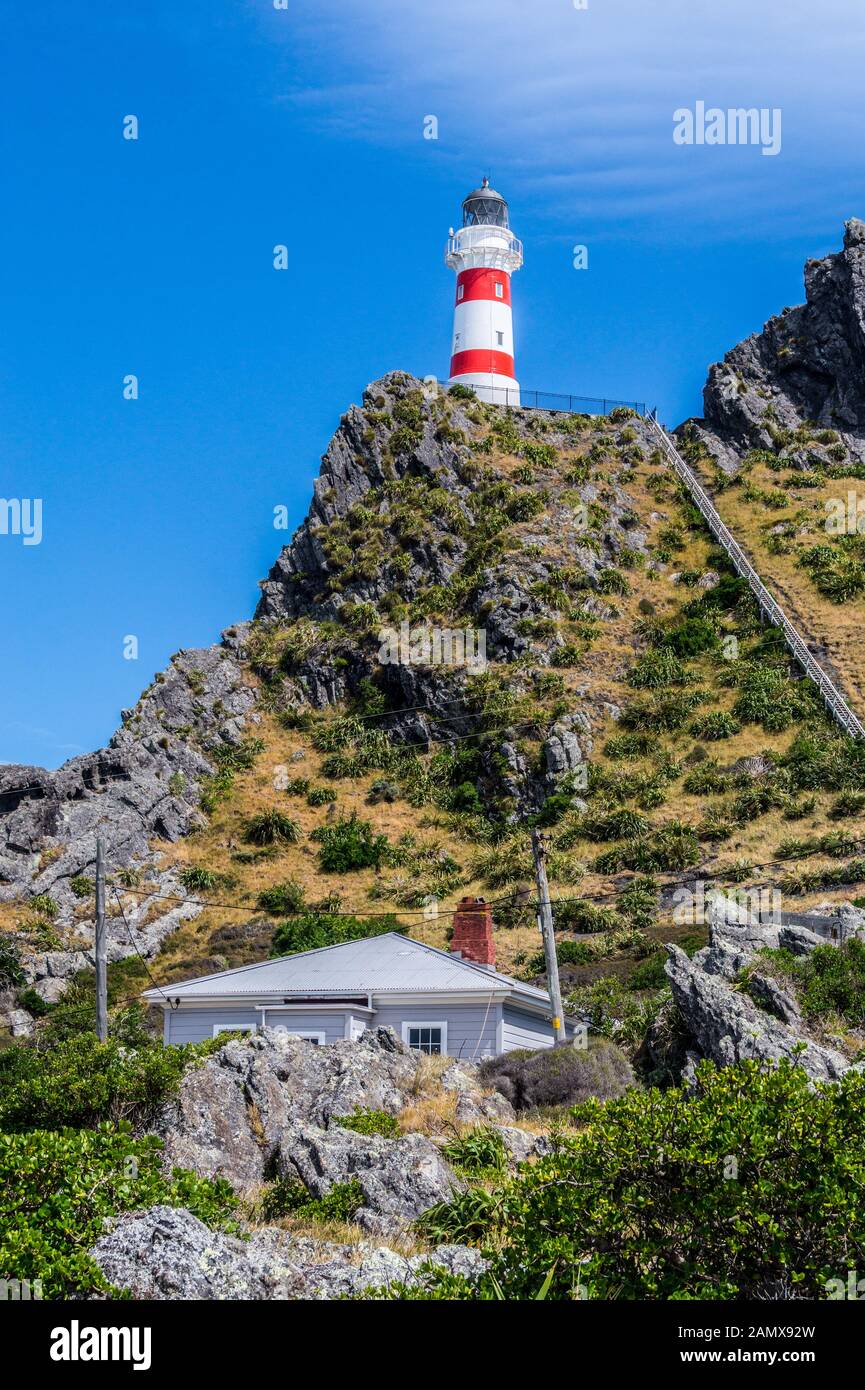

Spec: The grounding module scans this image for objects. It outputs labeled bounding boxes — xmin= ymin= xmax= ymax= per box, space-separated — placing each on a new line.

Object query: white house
xmin=143 ymin=898 xmax=580 ymax=1058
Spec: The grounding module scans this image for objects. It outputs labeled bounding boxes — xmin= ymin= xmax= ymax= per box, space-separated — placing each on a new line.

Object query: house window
xmin=212 ymin=1023 xmax=255 ymax=1038
xmin=402 ymin=1021 xmax=447 ymax=1055
xmin=457 ymin=284 xmax=465 ymax=300
xmin=495 ymin=282 xmax=504 ymax=299
xmin=496 ymin=331 xmax=504 ymax=346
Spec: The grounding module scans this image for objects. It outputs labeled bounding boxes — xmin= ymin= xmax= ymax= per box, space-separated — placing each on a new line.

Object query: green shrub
xmin=577 ymin=807 xmax=650 ymax=842
xmin=15 ymin=987 xmax=51 ymax=1017
xmin=415 ymin=1186 xmax=502 ymax=1246
xmin=257 ymin=879 xmax=306 ymax=915
xmin=244 ymin=810 xmax=302 ymax=846
xmin=829 ymin=791 xmax=865 ymax=819
xmin=337 ymin=1107 xmax=400 ymax=1138
xmin=689 ymin=711 xmax=741 ymax=741
xmin=69 ymin=875 xmax=94 ymax=899
xmin=594 ymin=821 xmax=700 ymax=873
xmin=0 ymin=1122 xmax=236 ymax=1298
xmin=258 ymin=1177 xmax=364 ymax=1225
xmin=627 ymin=952 xmax=668 ymax=990
xmin=448 ymin=383 xmax=476 ymax=401
xmin=0 ymin=937 xmax=24 ymax=990
xmin=662 ymin=617 xmax=719 ymax=657
xmin=442 ymin=1125 xmax=508 ymax=1175
xmin=627 ymin=647 xmax=692 ymax=689
xmin=521 ymin=441 xmax=558 ymax=468
xmin=485 ymin=1061 xmax=865 ymax=1299
xmin=479 ymin=1039 xmax=633 ymax=1112
xmin=311 ymin=812 xmax=389 ymax=872
xmin=603 ymin=731 xmax=657 ymax=760
xmin=551 ymin=899 xmax=619 ymax=934
xmin=179 ymin=866 xmax=221 ymax=892
xmin=757 ymin=940 xmax=865 ymax=1026
xmin=620 ymin=690 xmax=706 ymax=733
xmin=29 ymin=894 xmax=58 ymax=919
xmin=270 ymin=911 xmax=401 ymax=957
xmin=566 ymin=976 xmax=665 ymax=1045
xmin=307 ymin=785 xmax=338 ymax=807
xmin=596 ymin=567 xmax=630 ymax=596
xmin=0 ymin=1033 xmax=218 ymax=1133
xmin=731 ymin=664 xmax=817 ymax=732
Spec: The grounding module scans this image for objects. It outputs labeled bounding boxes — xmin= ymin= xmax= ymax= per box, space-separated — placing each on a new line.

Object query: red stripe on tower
xmin=450 ymin=349 xmax=515 ymax=380
xmin=455 ymin=268 xmax=512 ymax=306
xmin=444 ymin=178 xmax=524 ymax=405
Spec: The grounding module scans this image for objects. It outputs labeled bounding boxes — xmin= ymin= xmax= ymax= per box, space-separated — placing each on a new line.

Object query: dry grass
xmin=398 ymin=1089 xmax=461 ymax=1137
xmin=694 ymin=454 xmax=865 ymax=710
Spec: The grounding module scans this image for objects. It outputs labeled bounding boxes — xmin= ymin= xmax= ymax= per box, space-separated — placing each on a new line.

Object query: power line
xmin=111 ymin=886 xmax=176 ymax=1010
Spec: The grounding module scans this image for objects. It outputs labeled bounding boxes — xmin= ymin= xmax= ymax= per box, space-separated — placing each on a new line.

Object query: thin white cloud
xmin=256 ymin=0 xmax=865 ymax=238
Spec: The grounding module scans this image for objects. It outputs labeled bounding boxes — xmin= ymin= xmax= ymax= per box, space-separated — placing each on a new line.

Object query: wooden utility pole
xmin=530 ymin=828 xmax=567 ymax=1043
xmin=95 ymin=835 xmax=108 ymax=1042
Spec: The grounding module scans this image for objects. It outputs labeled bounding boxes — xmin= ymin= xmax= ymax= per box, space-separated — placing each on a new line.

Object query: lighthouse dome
xmin=462 ymin=178 xmax=510 ymax=229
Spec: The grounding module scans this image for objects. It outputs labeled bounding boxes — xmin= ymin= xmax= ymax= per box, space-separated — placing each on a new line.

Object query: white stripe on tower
xmin=444 ymin=179 xmax=524 ymax=406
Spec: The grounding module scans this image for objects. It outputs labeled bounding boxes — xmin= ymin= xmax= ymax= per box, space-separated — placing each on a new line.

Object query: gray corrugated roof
xmin=142 ymin=932 xmax=551 ymax=1005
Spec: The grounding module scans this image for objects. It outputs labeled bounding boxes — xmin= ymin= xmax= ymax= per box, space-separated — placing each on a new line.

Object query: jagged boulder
xmin=685 ymin=219 xmax=865 ymax=473
xmin=665 ymin=944 xmax=850 ymax=1082
xmin=156 ymin=1028 xmax=423 ymax=1188
xmin=155 ymin=1027 xmax=507 ymax=1224
xmin=277 ymin=1123 xmax=463 ymax=1234
xmin=89 ymin=1204 xmax=485 ymax=1301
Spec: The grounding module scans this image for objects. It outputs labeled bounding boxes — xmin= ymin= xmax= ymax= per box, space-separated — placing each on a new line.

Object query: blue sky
xmin=1 ymin=0 xmax=863 ymax=768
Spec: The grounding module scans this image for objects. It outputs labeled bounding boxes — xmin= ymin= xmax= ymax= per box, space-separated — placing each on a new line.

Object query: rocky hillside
xmin=5 ymin=268 xmax=865 ymax=1068
xmin=681 ymin=218 xmax=865 ymax=710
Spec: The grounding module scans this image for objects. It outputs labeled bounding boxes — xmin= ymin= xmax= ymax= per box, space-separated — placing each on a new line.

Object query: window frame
xmin=212 ymin=1023 xmax=256 ymax=1038
xmin=401 ymin=1020 xmax=448 ymax=1055
xmin=494 ymin=282 xmax=504 ymax=299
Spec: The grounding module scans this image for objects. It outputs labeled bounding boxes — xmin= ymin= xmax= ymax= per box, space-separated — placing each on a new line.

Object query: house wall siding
xmin=372 ymin=1001 xmax=502 ymax=1060
xmin=164 ymin=1000 xmax=548 ymax=1055
xmin=261 ymin=1010 xmax=349 ymax=1043
xmin=501 ymin=1004 xmax=560 ymax=1052
xmin=166 ymin=1007 xmax=260 ymax=1045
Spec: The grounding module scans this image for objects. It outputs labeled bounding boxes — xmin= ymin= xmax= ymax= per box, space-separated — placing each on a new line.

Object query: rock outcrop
xmin=277 ymin=1123 xmax=463 ymax=1235
xmin=155 ymin=1027 xmax=511 ymax=1232
xmin=89 ymin=1204 xmax=485 ymax=1301
xmin=664 ymin=909 xmax=858 ymax=1082
xmin=685 ymin=219 xmax=865 ymax=474
xmin=0 ymin=643 xmax=258 ymax=1032
xmin=1 ymin=370 xmax=655 ymax=1032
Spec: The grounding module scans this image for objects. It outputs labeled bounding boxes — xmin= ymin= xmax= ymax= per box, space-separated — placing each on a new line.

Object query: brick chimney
xmin=450 ymin=896 xmax=495 ymax=968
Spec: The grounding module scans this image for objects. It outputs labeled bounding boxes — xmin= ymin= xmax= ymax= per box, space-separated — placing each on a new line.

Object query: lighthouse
xmin=445 ymin=179 xmax=524 ymax=405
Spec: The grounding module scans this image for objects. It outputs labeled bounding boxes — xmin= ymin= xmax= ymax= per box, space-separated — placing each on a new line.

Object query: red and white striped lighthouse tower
xmin=445 ymin=179 xmax=524 ymax=405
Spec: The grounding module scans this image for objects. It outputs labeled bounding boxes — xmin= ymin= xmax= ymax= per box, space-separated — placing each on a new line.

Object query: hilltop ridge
xmin=4 ymin=226 xmax=865 ymax=1068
